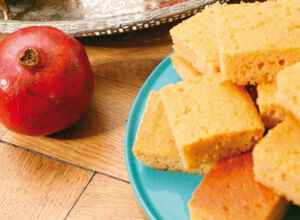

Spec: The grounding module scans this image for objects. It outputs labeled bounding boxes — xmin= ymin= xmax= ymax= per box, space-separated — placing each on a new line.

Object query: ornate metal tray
xmin=0 ymin=0 xmax=228 ymax=37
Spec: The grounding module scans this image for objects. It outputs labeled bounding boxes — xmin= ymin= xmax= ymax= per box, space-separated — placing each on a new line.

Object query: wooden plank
xmin=2 ymin=76 xmax=140 ymax=180
xmin=0 ymin=123 xmax=7 ymax=138
xmin=67 ymin=173 xmax=146 ymax=220
xmin=0 ymin=142 xmax=93 ymax=220
xmin=1 ymin=26 xmax=173 ymax=181
xmin=81 ymin=24 xmax=173 ymax=87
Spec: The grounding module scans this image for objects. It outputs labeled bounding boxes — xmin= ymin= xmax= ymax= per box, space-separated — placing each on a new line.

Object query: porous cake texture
xmin=170 ymin=3 xmax=220 ymax=75
xmin=216 ymin=0 xmax=300 ymax=85
xmin=277 ymin=62 xmax=300 ymax=121
xmin=254 ymin=114 xmax=300 ymax=206
xmin=257 ymin=82 xmax=285 ymax=128
xmin=159 ymin=75 xmax=264 ymax=170
xmin=189 ymin=152 xmax=289 ymax=220
xmin=170 ymin=53 xmax=200 ymax=80
xmin=133 ymin=91 xmax=212 ymax=175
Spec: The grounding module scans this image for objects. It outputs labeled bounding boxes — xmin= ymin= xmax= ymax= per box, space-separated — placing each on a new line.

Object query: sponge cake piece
xmin=257 ymin=82 xmax=286 ymax=128
xmin=216 ymin=0 xmax=300 ymax=85
xmin=170 ymin=53 xmax=200 ymax=80
xmin=277 ymin=62 xmax=300 ymax=121
xmin=159 ymin=75 xmax=264 ymax=170
xmin=170 ymin=3 xmax=220 ymax=75
xmin=254 ymin=114 xmax=300 ymax=206
xmin=133 ymin=91 xmax=212 ymax=175
xmin=189 ymin=152 xmax=289 ymax=220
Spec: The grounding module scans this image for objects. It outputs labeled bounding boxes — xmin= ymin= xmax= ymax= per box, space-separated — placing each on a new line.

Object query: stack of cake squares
xmin=133 ymin=0 xmax=300 ymax=219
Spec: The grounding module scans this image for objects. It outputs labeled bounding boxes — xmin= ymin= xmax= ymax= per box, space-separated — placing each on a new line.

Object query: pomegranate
xmin=0 ymin=26 xmax=94 ymax=136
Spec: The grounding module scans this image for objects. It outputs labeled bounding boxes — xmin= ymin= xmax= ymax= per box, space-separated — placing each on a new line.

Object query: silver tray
xmin=0 ymin=0 xmax=228 ymax=37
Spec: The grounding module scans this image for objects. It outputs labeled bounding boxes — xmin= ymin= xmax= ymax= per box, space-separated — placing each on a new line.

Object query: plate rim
xmin=124 ymin=53 xmax=300 ymax=220
xmin=124 ymin=53 xmax=173 ymax=220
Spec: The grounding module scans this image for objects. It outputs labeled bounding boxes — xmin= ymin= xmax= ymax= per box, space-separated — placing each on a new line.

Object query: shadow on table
xmin=48 ymin=75 xmax=134 ymax=140
xmin=77 ymin=23 xmax=173 ymax=49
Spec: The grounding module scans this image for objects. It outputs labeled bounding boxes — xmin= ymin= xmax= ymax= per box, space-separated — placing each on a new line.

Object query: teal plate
xmin=124 ymin=54 xmax=300 ymax=220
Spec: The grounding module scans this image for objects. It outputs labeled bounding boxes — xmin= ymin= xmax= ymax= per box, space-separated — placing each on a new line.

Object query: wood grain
xmin=0 ymin=24 xmax=174 ymax=218
xmin=80 ymin=24 xmax=173 ymax=87
xmin=2 ymin=76 xmax=139 ymax=181
xmin=67 ymin=173 xmax=146 ymax=220
xmin=0 ymin=2 xmax=274 ymax=218
xmin=0 ymin=142 xmax=93 ymax=220
xmin=0 ymin=123 xmax=7 ymax=138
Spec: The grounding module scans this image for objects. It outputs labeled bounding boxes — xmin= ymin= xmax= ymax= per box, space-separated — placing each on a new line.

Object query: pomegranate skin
xmin=0 ymin=26 xmax=94 ymax=136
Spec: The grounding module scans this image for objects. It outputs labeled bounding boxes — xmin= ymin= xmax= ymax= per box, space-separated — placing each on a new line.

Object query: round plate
xmin=124 ymin=54 xmax=203 ymax=220
xmin=124 ymin=54 xmax=300 ymax=220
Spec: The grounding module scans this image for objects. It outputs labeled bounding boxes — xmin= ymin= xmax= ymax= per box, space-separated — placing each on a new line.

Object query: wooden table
xmin=0 ymin=24 xmax=173 ymax=219
xmin=0 ymin=0 xmax=268 ymax=217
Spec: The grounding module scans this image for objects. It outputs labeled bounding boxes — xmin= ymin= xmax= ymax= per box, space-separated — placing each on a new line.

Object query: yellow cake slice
xmin=132 ymin=91 xmax=212 ymax=175
xmin=159 ymin=75 xmax=264 ymax=170
xmin=257 ymin=82 xmax=286 ymax=128
xmin=216 ymin=0 xmax=300 ymax=85
xmin=277 ymin=62 xmax=300 ymax=121
xmin=170 ymin=3 xmax=220 ymax=75
xmin=189 ymin=152 xmax=289 ymax=220
xmin=254 ymin=114 xmax=300 ymax=206
xmin=170 ymin=53 xmax=200 ymax=80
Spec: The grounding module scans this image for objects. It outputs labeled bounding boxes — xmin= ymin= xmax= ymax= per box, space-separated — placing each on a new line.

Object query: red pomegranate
xmin=0 ymin=26 xmax=94 ymax=136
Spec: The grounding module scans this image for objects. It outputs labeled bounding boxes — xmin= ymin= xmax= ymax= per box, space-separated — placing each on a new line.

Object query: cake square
xmin=170 ymin=3 xmax=220 ymax=75
xmin=133 ymin=91 xmax=212 ymax=175
xmin=216 ymin=0 xmax=300 ymax=85
xmin=277 ymin=62 xmax=300 ymax=121
xmin=257 ymin=82 xmax=286 ymax=128
xmin=170 ymin=53 xmax=200 ymax=80
xmin=159 ymin=75 xmax=264 ymax=169
xmin=189 ymin=152 xmax=289 ymax=220
xmin=254 ymin=114 xmax=300 ymax=206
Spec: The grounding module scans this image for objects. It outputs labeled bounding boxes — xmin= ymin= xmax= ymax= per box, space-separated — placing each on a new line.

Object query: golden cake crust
xmin=189 ymin=152 xmax=289 ymax=220
xmin=277 ymin=62 xmax=300 ymax=122
xmin=257 ymin=82 xmax=286 ymax=128
xmin=133 ymin=91 xmax=212 ymax=175
xmin=170 ymin=3 xmax=220 ymax=75
xmin=254 ymin=114 xmax=300 ymax=206
xmin=216 ymin=0 xmax=300 ymax=85
xmin=159 ymin=75 xmax=264 ymax=170
xmin=170 ymin=53 xmax=200 ymax=80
